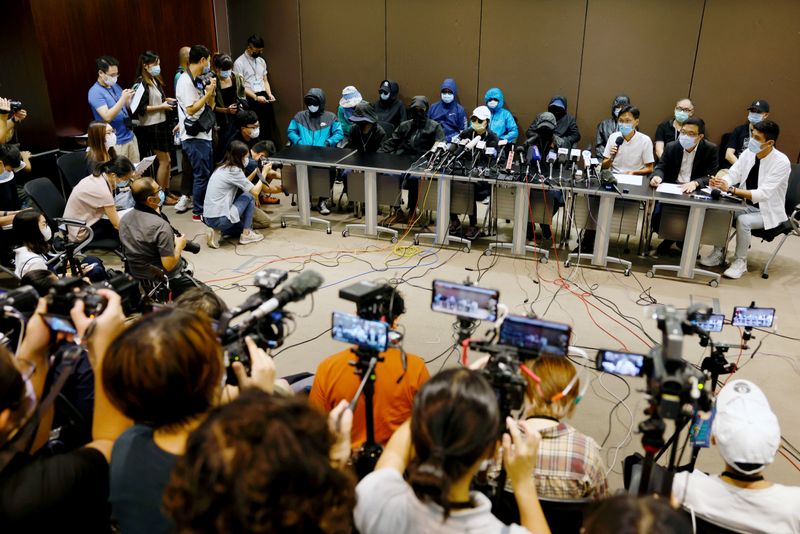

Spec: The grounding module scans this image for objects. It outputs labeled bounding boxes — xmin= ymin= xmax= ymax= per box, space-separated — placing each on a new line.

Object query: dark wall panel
xmin=0 ymin=0 xmax=57 ymax=151
xmin=577 ymin=0 xmax=704 ymax=152
xmin=30 ymin=0 xmax=217 ymax=138
xmin=299 ymin=0 xmax=385 ymax=113
xmin=227 ymin=0 xmax=302 ymax=137
xmin=479 ymin=0 xmax=587 ymax=142
xmin=691 ymin=0 xmax=800 ymax=160
xmin=386 ymin=0 xmax=482 ymax=112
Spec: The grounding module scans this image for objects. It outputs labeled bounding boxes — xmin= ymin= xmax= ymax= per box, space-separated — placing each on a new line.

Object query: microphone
xmin=505 ymin=147 xmax=515 ymax=171
xmin=469 ymin=140 xmax=487 ymax=170
xmin=710 ymin=188 xmax=742 ymax=203
xmin=425 ymin=141 xmax=447 ymax=169
xmin=557 ymin=147 xmax=569 ymax=180
xmin=546 ymin=150 xmax=556 ymax=180
xmin=440 ymin=139 xmax=468 ymax=168
xmin=530 ymin=145 xmax=542 ymax=175
xmin=249 ymin=270 xmax=324 ymax=322
xmin=600 ymin=169 xmax=623 ymax=196
xmin=612 ymin=135 xmax=623 ymax=158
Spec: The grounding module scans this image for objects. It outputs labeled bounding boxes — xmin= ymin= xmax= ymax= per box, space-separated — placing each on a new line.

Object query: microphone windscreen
xmin=711 ymin=188 xmax=721 ymax=200
xmin=600 ymin=169 xmax=617 ymax=184
xmin=531 ymin=145 xmax=542 ymax=161
xmin=615 ymin=136 xmax=624 ymax=147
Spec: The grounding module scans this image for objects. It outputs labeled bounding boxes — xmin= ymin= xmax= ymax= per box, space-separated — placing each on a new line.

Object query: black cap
xmin=748 ymin=100 xmax=769 ymax=113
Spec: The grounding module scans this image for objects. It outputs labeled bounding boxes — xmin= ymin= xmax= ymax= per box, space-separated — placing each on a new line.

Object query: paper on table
xmin=613 ymin=174 xmax=643 ymax=186
xmin=656 ymin=183 xmax=685 ymax=195
xmin=134 ymin=155 xmax=157 ymax=175
xmin=130 ymin=83 xmax=145 ymax=115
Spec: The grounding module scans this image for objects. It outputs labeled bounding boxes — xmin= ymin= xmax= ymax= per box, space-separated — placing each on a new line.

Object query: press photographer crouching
xmin=119 ymin=177 xmax=203 ymax=298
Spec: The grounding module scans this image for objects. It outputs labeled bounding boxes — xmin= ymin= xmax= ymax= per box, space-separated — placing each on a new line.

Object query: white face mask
xmin=0 ymin=169 xmax=13 ymax=184
xmin=308 ymin=105 xmax=319 ymax=113
xmin=249 ymin=127 xmax=260 ymax=138
xmin=104 ymin=73 xmax=118 ymax=86
xmin=105 ymin=133 xmax=117 ymax=149
xmin=41 ymin=225 xmax=52 ymax=242
xmin=243 ymin=157 xmax=250 ymax=167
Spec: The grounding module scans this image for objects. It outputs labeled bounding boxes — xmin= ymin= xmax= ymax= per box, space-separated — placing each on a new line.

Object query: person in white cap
xmin=337 ymin=85 xmax=363 ymax=137
xmin=671 ymin=379 xmax=800 ymax=533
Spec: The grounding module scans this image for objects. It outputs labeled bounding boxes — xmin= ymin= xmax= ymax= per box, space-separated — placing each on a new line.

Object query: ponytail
xmin=408 ymin=447 xmax=453 ymax=517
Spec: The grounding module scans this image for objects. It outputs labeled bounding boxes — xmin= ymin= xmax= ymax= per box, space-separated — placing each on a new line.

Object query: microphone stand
xmin=349 ymin=346 xmax=385 ymax=480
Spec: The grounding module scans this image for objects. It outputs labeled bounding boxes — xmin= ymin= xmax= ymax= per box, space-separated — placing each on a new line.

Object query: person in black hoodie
xmin=524 ymin=112 xmax=569 ymax=241
xmin=595 ymin=94 xmax=630 ymax=158
xmin=346 ymin=101 xmax=387 ymax=153
xmin=527 ymin=95 xmax=580 ymax=150
xmin=449 ymin=106 xmax=499 ymax=240
xmin=373 ymin=80 xmax=406 ymax=132
xmin=379 ymin=96 xmax=444 ymax=224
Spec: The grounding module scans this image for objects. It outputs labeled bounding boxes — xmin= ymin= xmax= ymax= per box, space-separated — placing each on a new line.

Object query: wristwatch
xmin=727 ymin=186 xmax=736 ymax=194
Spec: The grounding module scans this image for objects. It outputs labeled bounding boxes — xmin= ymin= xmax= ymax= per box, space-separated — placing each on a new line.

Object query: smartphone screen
xmin=431 ymin=280 xmax=499 ymax=321
xmin=692 ymin=313 xmax=725 ymax=333
xmin=331 ymin=312 xmax=389 ymax=353
xmin=731 ymin=306 xmax=775 ymax=328
xmin=42 ymin=314 xmax=77 ymax=335
xmin=596 ymin=350 xmax=648 ymax=377
xmin=499 ymin=315 xmax=571 ymax=356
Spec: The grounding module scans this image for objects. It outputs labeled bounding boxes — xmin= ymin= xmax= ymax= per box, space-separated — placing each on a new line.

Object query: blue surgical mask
xmin=148 ymin=65 xmax=161 ymax=77
xmin=158 ymin=190 xmax=165 ymax=206
xmin=678 ymin=133 xmax=696 ymax=150
xmin=618 ymin=123 xmax=634 ymax=136
xmin=487 ymin=100 xmax=498 ymax=110
xmin=441 ymin=93 xmax=454 ymax=104
xmin=674 ymin=110 xmax=689 ymax=123
xmin=748 ymin=112 xmax=763 ymax=124
xmin=308 ymin=105 xmax=319 ymax=113
xmin=116 ymin=180 xmax=129 ymax=188
xmin=220 ymin=70 xmax=232 ymax=79
xmin=0 ymin=170 xmax=13 ymax=184
xmin=747 ymin=137 xmax=764 ymax=154
xmin=202 ymin=63 xmax=210 ymax=74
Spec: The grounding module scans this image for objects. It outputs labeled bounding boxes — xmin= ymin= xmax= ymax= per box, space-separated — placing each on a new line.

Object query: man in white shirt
xmin=700 ymin=120 xmax=790 ymax=279
xmin=602 ymin=105 xmax=655 ymax=175
xmin=233 ymin=34 xmax=280 ymax=145
xmin=176 ymin=44 xmax=216 ymax=221
xmin=672 ymin=379 xmax=800 ymax=534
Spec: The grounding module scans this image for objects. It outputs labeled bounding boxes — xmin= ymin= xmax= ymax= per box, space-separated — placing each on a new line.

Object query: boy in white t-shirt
xmin=672 ymin=379 xmax=800 ymax=534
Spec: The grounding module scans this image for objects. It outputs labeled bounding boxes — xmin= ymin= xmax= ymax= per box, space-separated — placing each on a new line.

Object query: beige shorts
xmin=113 ymin=136 xmax=140 ymax=164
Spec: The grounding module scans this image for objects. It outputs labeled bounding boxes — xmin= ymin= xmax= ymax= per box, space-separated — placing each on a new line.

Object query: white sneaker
xmin=723 ymin=258 xmax=748 ymax=279
xmin=206 ymin=227 xmax=221 ymax=249
xmin=239 ymin=230 xmax=264 ymax=245
xmin=699 ymin=247 xmax=724 ymax=267
xmin=318 ymin=200 xmax=331 ymax=216
xmin=482 ymin=197 xmax=490 ymax=205
xmin=175 ymin=195 xmax=190 ymax=213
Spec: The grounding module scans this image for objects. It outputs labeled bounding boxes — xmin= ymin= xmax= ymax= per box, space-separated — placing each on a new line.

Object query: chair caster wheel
xmin=624 ymin=268 xmax=631 ymax=277
xmin=342 ymin=230 xmax=349 ymax=238
xmin=564 ymin=260 xmax=571 ymax=268
xmin=463 ymin=246 xmax=470 ymax=253
xmin=390 ymin=236 xmax=398 ymax=244
xmin=761 ymin=273 xmax=769 ymax=279
xmin=326 ymin=227 xmax=332 ymax=235
xmin=539 ymin=256 xmax=548 ymax=264
xmin=483 ymin=249 xmax=493 ymax=256
xmin=645 ymin=270 xmax=654 ymax=278
xmin=709 ymin=279 xmax=719 ymax=288
xmin=413 ymin=238 xmax=419 ymax=246
xmin=623 ymin=248 xmax=631 ymax=254
xmin=280 ymin=220 xmax=287 ymax=228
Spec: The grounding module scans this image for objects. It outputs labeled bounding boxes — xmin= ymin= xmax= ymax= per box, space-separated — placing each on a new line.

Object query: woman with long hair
xmin=133 ymin=50 xmax=177 ymax=205
xmin=354 ymin=368 xmax=551 ymax=534
xmin=86 ymin=120 xmax=116 ymax=173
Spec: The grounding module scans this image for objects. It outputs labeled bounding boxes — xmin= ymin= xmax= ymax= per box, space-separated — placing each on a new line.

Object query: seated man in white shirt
xmin=575 ymin=105 xmax=654 ymax=253
xmin=672 ymin=379 xmax=800 ymax=534
xmin=700 ymin=120 xmax=790 ymax=279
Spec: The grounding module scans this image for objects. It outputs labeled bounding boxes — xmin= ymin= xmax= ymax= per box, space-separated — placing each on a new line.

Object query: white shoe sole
xmin=239 ymin=233 xmax=264 ymax=245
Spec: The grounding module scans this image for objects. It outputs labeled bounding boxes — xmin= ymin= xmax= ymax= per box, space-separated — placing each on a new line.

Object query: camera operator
xmin=0 ymin=143 xmax=31 ymax=213
xmin=671 ymin=379 xmax=800 ymax=533
xmin=309 ymin=289 xmax=430 ymax=449
xmin=104 ymin=307 xmax=277 ymax=534
xmin=0 ymin=96 xmax=28 ymax=144
xmin=164 ymin=391 xmax=356 ymax=534
xmin=0 ymin=291 xmax=131 ymax=532
xmin=354 ymin=368 xmax=551 ymax=534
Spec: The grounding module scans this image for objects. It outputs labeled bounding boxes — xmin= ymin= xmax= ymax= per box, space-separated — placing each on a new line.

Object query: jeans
xmin=204 ymin=194 xmax=255 ymax=237
xmin=733 ymin=205 xmax=764 ymax=260
xmin=182 ymin=138 xmax=213 ymax=215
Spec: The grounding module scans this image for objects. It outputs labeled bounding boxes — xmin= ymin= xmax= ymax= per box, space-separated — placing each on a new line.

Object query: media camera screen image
xmin=331 ymin=312 xmax=389 ymax=352
xmin=731 ymin=306 xmax=775 ymax=328
xmin=597 ymin=350 xmax=647 ymax=377
xmin=431 ymin=280 xmax=499 ymax=321
xmin=691 ymin=313 xmax=725 ymax=333
xmin=498 ymin=315 xmax=571 ymax=356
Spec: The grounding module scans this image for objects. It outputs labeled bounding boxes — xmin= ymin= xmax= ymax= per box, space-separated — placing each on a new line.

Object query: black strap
xmin=722 ymin=470 xmax=764 ymax=483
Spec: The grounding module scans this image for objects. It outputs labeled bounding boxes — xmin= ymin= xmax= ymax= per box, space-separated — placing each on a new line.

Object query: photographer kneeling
xmin=119 ymin=177 xmax=203 ymax=298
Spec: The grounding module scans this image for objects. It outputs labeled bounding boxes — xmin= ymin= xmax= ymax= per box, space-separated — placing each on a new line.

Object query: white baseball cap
xmin=471 ymin=106 xmax=491 ymax=122
xmin=712 ymin=379 xmax=780 ymax=474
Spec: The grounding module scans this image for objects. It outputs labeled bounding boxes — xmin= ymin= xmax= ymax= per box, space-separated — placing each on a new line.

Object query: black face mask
xmin=411 ymin=109 xmax=426 ymax=124
xmin=549 ymin=107 xmax=565 ymax=119
xmin=250 ymin=50 xmax=262 ymax=59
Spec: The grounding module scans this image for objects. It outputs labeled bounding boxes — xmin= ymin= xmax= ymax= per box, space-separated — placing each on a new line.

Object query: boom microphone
xmin=249 ymin=270 xmax=324 ymax=321
xmin=600 ymin=169 xmax=623 ymax=196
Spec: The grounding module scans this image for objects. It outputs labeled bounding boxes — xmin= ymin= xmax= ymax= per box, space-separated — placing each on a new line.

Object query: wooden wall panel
xmin=299 ymin=0 xmax=385 ymax=112
xmin=227 ymin=0 xmax=302 ymax=138
xmin=576 ymin=0 xmax=704 ymax=152
xmin=478 ymin=0 xmax=587 ymax=144
xmin=690 ymin=0 xmax=800 ymax=160
xmin=386 ymin=0 xmax=482 ymax=112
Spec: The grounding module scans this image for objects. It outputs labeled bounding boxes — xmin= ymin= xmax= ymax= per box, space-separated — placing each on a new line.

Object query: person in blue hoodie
xmin=428 ymin=78 xmax=467 ymax=141
xmin=287 ymin=88 xmax=344 ymax=214
xmin=484 ymin=87 xmax=518 ymax=143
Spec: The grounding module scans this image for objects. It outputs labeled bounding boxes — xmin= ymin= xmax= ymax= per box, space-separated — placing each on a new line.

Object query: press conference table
xmin=271 ymin=146 xmax=747 ymax=283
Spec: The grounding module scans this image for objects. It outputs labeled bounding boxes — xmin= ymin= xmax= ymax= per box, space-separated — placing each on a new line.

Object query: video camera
xmin=339 ymin=280 xmax=401 ymax=323
xmin=217 ymin=269 xmax=323 ymax=385
xmin=46 ymin=272 xmax=142 ymax=320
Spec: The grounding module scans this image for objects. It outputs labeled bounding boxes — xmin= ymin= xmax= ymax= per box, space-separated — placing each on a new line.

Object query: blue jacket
xmin=428 ymin=78 xmax=467 ymax=141
xmin=484 ymin=87 xmax=518 ymax=143
xmin=287 ymin=88 xmax=344 ymax=147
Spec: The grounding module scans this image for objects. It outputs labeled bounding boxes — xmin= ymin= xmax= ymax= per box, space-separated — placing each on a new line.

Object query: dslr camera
xmin=259 ymin=157 xmax=283 ymax=170
xmin=197 ymin=72 xmax=215 ymax=87
xmin=46 ymin=273 xmax=142 ymax=319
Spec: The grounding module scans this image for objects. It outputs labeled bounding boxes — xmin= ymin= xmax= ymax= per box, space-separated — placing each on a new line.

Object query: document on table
xmin=656 ymin=183 xmax=685 ymax=195
xmin=614 ymin=174 xmax=643 ymax=186
xmin=134 ymin=155 xmax=157 ymax=175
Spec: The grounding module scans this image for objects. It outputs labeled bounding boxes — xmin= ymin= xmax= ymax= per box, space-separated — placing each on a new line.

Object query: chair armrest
xmin=54 ymin=217 xmax=87 ymax=228
xmin=73 ymin=227 xmax=95 ymax=256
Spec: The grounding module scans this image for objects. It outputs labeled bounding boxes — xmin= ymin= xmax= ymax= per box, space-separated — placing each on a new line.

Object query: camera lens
xmin=183 ymin=240 xmax=201 ymax=254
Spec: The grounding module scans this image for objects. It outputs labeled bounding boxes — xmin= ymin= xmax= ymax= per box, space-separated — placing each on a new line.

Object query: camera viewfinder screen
xmin=498 ymin=315 xmax=571 ymax=356
xmin=598 ymin=350 xmax=646 ymax=377
xmin=731 ymin=307 xmax=775 ymax=328
xmin=331 ymin=312 xmax=389 ymax=352
xmin=431 ymin=280 xmax=499 ymax=321
xmin=692 ymin=313 xmax=725 ymax=333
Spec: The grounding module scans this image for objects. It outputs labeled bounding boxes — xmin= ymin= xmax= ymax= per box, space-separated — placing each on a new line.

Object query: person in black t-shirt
xmin=724 ymin=99 xmax=770 ymax=167
xmin=655 ymin=98 xmax=694 ymax=159
xmin=227 ymin=109 xmax=260 ymax=151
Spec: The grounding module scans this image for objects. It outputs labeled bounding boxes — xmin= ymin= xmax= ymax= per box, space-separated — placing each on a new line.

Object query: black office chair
xmin=23 ymin=177 xmax=123 ymax=256
xmin=750 ymin=163 xmax=800 ymax=278
xmin=718 ymin=132 xmax=732 ymax=170
xmin=56 ymin=150 xmax=89 ymax=196
xmin=491 ymin=489 xmax=593 ymax=534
